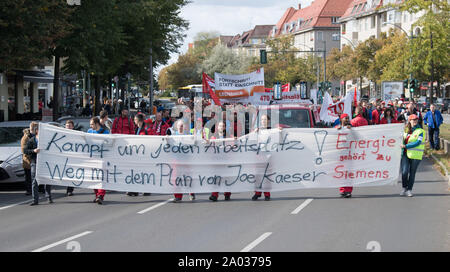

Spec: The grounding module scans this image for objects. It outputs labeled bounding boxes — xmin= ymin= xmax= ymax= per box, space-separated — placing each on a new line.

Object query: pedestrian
xmin=371 ymin=103 xmax=383 ymax=125
xmin=209 ymin=121 xmax=232 ymax=201
xmin=339 ymin=106 xmax=368 ymax=198
xmin=126 ymin=113 xmax=151 ymax=197
xmin=99 ymin=110 xmax=112 ymax=132
xmin=423 ymin=104 xmax=443 ymax=150
xmin=65 ymin=120 xmax=76 ymax=196
xmin=87 ymin=117 xmax=109 ymax=204
xmin=252 ymin=114 xmax=272 ymax=201
xmin=21 ymin=122 xmax=38 ymax=196
xmin=380 ymin=108 xmax=398 ymax=124
xmin=149 ymin=112 xmax=170 ymax=136
xmin=111 ymin=108 xmax=135 ymax=134
xmin=26 ymin=124 xmax=53 ymax=206
xmin=398 ymin=103 xmax=423 ymax=128
xmin=400 ymin=114 xmax=426 ymax=197
xmin=335 ymin=113 xmax=351 ymax=130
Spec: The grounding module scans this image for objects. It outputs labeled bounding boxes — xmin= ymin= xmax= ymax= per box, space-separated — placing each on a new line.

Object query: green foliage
xmin=0 ymin=0 xmax=72 ymax=71
xmin=199 ymin=44 xmax=252 ymax=76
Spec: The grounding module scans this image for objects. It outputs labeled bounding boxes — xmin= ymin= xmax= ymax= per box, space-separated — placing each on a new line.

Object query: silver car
xmin=0 ymin=127 xmax=26 ymax=184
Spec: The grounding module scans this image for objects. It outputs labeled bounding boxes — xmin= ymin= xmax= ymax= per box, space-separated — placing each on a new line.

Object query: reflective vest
xmin=403 ymin=128 xmax=426 ymax=160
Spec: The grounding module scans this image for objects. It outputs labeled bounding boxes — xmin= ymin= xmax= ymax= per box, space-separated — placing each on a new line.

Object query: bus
xmin=177 ymin=84 xmax=211 ymax=101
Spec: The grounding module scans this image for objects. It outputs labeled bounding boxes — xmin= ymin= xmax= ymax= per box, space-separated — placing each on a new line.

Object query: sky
xmin=157 ymin=0 xmax=313 ymax=74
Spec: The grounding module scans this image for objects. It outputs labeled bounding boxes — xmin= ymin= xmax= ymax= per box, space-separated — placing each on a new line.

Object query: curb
xmin=429 ymin=153 xmax=450 ymax=189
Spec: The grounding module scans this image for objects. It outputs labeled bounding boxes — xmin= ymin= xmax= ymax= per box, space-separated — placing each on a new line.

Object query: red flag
xmin=202 ymin=73 xmax=221 ymax=106
xmin=354 ymin=87 xmax=357 ymax=105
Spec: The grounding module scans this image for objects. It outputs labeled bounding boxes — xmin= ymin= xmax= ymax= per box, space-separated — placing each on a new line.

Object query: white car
xmin=0 ymin=146 xmax=24 ymax=184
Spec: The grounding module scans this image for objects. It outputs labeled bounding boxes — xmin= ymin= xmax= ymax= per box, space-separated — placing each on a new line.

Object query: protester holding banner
xmin=209 ymin=121 xmax=232 ymax=202
xmin=400 ymin=114 xmax=426 ymax=197
xmin=252 ymin=114 xmax=272 ymax=201
xmin=338 ymin=106 xmax=369 ymax=198
xmin=371 ymin=103 xmax=383 ymax=125
xmin=88 ymin=117 xmax=109 ymax=204
xmin=99 ymin=110 xmax=112 ymax=132
xmin=191 ymin=117 xmax=210 ymax=140
xmin=65 ymin=120 xmax=75 ymax=196
xmin=26 ymin=124 xmax=53 ymax=206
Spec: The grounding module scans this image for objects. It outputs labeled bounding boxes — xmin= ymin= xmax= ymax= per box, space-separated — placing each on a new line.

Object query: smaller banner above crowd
xmin=319 ymin=92 xmax=353 ymax=123
xmin=214 ymin=69 xmax=265 ymax=104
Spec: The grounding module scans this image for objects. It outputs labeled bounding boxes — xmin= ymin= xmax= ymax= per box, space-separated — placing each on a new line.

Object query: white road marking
xmin=0 ymin=196 xmax=48 ymax=211
xmin=32 ymin=231 xmax=93 ymax=252
xmin=240 ymin=232 xmax=272 ymax=252
xmin=137 ymin=199 xmax=174 ymax=214
xmin=291 ymin=198 xmax=313 ymax=214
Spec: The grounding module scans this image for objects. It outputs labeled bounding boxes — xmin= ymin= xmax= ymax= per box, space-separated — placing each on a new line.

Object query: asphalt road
xmin=0 ymin=158 xmax=448 ymax=252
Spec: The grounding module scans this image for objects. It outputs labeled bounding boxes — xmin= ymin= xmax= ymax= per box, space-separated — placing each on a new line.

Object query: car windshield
xmin=258 ymin=109 xmax=311 ymax=128
xmin=0 ymin=127 xmax=26 ymax=147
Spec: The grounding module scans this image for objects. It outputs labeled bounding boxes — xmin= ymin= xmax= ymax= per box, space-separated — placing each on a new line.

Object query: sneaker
xmin=400 ymin=188 xmax=407 ymax=196
xmin=252 ymin=194 xmax=260 ymax=201
xmin=173 ymin=198 xmax=182 ymax=203
xmin=406 ymin=190 xmax=413 ymax=197
xmin=48 ymin=198 xmax=54 ymax=204
xmin=66 ymin=192 xmax=74 ymax=196
xmin=224 ymin=195 xmax=231 ymax=201
xmin=343 ymin=192 xmax=352 ymax=198
xmin=209 ymin=195 xmax=218 ymax=202
xmin=93 ymin=198 xmax=99 ymax=203
xmin=30 ymin=202 xmax=38 ymax=206
xmin=97 ymin=197 xmax=103 ymax=205
xmin=190 ymin=194 xmax=196 ymax=201
xmin=264 ymin=196 xmax=271 ymax=201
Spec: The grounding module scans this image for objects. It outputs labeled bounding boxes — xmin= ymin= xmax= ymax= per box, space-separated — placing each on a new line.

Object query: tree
xmin=199 ymin=44 xmax=252 ymax=76
xmin=0 ymin=0 xmax=73 ymax=71
xmin=374 ymin=32 xmax=409 ymax=83
xmin=398 ymin=0 xmax=450 ymax=96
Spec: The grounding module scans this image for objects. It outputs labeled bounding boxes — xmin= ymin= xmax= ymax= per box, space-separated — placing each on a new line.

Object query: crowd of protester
xmin=21 ymin=94 xmax=444 ymax=205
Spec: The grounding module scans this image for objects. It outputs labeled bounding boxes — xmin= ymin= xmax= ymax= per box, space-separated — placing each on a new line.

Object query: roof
xmin=227 ymin=25 xmax=274 ymax=48
xmin=13 ymin=70 xmax=54 ymax=83
xmin=271 ymin=0 xmax=354 ymax=37
xmin=340 ymin=0 xmax=384 ymax=22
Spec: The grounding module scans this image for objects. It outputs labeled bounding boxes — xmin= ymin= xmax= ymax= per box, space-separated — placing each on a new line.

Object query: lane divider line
xmin=240 ymin=232 xmax=272 ymax=252
xmin=32 ymin=231 xmax=93 ymax=252
xmin=137 ymin=198 xmax=174 ymax=214
xmin=291 ymin=198 xmax=313 ymax=215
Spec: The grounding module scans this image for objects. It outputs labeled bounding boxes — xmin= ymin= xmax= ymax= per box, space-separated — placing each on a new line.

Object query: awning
xmin=13 ymin=70 xmax=54 ymax=83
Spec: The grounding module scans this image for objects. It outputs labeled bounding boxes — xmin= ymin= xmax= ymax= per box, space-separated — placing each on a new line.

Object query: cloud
xmin=157 ymin=0 xmax=313 ymax=72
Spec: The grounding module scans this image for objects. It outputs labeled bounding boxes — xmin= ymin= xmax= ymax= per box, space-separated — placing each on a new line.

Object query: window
xmin=332 ymin=33 xmax=340 ymax=41
xmin=332 ymin=17 xmax=340 ymax=24
xmin=365 ymin=18 xmax=368 ymax=30
xmin=371 ymin=16 xmax=376 ymax=28
xmin=342 ymin=23 xmax=347 ymax=34
xmin=317 ymin=31 xmax=323 ymax=41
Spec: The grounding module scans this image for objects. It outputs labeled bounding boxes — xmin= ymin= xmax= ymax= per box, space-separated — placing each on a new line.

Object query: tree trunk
xmin=94 ymin=75 xmax=101 ymax=116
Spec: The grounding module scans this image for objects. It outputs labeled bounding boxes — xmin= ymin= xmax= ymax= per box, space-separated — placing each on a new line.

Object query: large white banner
xmin=214 ymin=69 xmax=265 ymax=104
xmin=36 ymin=123 xmax=403 ymax=193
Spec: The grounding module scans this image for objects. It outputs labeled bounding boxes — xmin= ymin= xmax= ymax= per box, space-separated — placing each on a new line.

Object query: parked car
xmin=0 ymin=127 xmax=26 ymax=184
xmin=435 ymin=98 xmax=449 ymax=112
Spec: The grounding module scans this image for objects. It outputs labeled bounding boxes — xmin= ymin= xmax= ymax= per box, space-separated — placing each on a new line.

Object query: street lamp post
xmin=382 ymin=22 xmax=415 ymax=99
xmin=333 ymin=33 xmax=358 ymax=96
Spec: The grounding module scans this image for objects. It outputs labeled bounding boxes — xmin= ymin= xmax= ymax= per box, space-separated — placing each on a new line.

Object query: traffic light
xmin=76 ymin=80 xmax=82 ymax=93
xmin=260 ymin=50 xmax=267 ymax=64
xmin=403 ymin=79 xmax=409 ymax=89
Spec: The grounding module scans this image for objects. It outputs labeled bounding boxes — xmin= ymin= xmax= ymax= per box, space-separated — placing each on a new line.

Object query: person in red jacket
xmin=380 ymin=108 xmax=398 ymax=124
xmin=371 ymin=103 xmax=383 ymax=125
xmin=150 ymin=112 xmax=170 ymax=136
xmin=111 ymin=108 xmax=135 ymax=134
xmin=339 ymin=106 xmax=368 ymax=198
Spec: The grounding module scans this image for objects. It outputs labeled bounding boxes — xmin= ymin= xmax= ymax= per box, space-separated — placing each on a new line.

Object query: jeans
xmin=401 ymin=155 xmax=421 ymax=191
xmin=24 ymin=169 xmax=32 ymax=193
xmin=31 ymin=163 xmax=52 ymax=203
xmin=428 ymin=127 xmax=440 ymax=150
